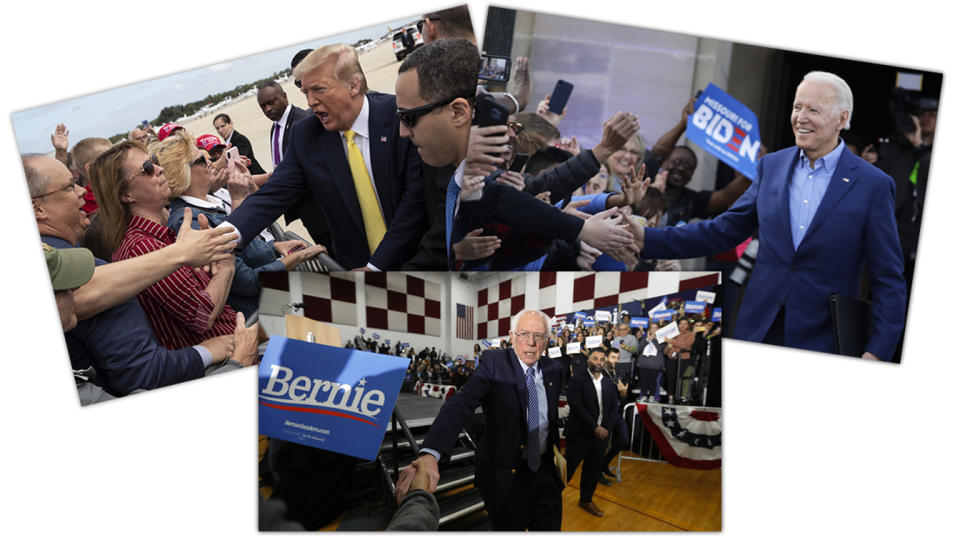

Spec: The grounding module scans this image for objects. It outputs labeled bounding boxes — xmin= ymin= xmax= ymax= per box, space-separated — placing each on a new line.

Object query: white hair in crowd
xmin=802 ymin=71 xmax=854 ymax=129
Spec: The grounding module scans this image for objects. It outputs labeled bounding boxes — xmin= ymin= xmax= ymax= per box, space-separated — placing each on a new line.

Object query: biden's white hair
xmin=802 ymin=71 xmax=853 ymax=130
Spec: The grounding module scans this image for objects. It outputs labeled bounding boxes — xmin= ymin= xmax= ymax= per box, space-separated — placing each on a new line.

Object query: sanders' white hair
xmin=510 ymin=309 xmax=551 ymax=335
xmin=802 ymin=71 xmax=853 ymax=130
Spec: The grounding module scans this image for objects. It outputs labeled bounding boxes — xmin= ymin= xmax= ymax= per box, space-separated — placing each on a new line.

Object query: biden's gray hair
xmin=802 ymin=71 xmax=853 ymax=130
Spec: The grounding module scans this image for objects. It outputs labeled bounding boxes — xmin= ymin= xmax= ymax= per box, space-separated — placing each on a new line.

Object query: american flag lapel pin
xmin=381 ymin=136 xmax=388 ymax=143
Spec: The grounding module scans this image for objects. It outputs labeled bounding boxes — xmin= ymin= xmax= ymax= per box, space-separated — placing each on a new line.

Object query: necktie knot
xmin=344 ymin=129 xmax=356 ymax=144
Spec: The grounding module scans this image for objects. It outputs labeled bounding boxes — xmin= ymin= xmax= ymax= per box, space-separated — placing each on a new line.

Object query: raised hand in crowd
xmin=576 ymin=240 xmax=602 ymax=270
xmin=453 ymin=229 xmax=501 ymax=260
xmin=51 ymin=123 xmax=70 ymax=165
xmin=494 ymin=170 xmax=525 ymax=191
xmin=465 ymin=125 xmax=511 ymax=177
xmin=459 ymin=174 xmax=486 ymax=200
xmin=199 ymin=334 xmax=234 ymax=364
xmin=232 ymin=311 xmax=261 ymax=367
xmin=279 ymin=244 xmax=328 ymax=271
xmin=555 ymin=136 xmax=580 ymax=155
xmin=577 ymin=206 xmax=637 ymax=254
xmin=175 ymin=208 xmax=239 ymax=267
xmin=396 ymin=453 xmax=441 ymax=504
xmin=536 ymin=93 xmax=567 ymax=127
xmin=511 ymin=56 xmax=532 ymax=112
xmin=861 ymin=143 xmax=878 ymax=164
xmin=618 ymin=206 xmax=646 ymax=253
xmin=651 ymin=168 xmax=668 ymax=192
xmin=591 ymin=112 xmax=640 ymax=163
xmin=534 ymin=191 xmax=552 ymax=204
xmin=226 ymin=159 xmax=256 ymax=207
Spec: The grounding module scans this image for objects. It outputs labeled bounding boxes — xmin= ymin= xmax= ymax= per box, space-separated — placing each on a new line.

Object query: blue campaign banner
xmin=687 ymin=83 xmax=762 ymax=180
xmin=712 ymin=308 xmax=723 ymax=322
xmin=584 ymin=316 xmax=595 ymax=327
xmin=651 ymin=309 xmax=675 ymax=322
xmin=574 ymin=311 xmax=587 ymax=320
xmin=372 ymin=333 xmax=380 ymax=340
xmin=401 ymin=342 xmax=410 ymax=349
xmin=684 ymin=301 xmax=707 ymax=314
xmin=630 ymin=317 xmax=649 ymax=328
xmin=481 ymin=339 xmax=492 ymax=349
xmin=359 ymin=328 xmax=366 ymax=335
xmin=258 ymin=337 xmax=411 ymax=461
xmin=384 ymin=339 xmax=390 ymax=345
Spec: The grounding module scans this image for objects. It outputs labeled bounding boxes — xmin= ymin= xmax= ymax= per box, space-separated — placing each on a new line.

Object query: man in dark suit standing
xmin=639 ymin=71 xmax=907 ymax=361
xmin=223 ymin=45 xmax=423 ymax=270
xmin=392 ymin=38 xmax=637 ymax=272
xmin=252 ymin=81 xmax=330 ymax=249
xmin=398 ymin=310 xmax=565 ymax=530
xmin=565 ymin=348 xmax=619 ymax=517
xmin=212 ymin=113 xmax=265 ymax=174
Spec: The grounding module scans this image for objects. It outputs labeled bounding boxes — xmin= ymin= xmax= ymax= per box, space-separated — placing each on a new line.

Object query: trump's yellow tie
xmin=344 ymin=129 xmax=386 ymax=253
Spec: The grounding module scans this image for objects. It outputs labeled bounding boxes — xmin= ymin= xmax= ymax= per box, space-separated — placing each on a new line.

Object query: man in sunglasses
xmin=394 ymin=38 xmax=638 ymax=270
xmin=397 ymin=310 xmax=566 ymax=530
xmin=224 ymin=44 xmax=423 ymax=270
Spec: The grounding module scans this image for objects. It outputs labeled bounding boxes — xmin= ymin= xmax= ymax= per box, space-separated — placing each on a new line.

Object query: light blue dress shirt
xmin=789 ymin=140 xmax=846 ymax=250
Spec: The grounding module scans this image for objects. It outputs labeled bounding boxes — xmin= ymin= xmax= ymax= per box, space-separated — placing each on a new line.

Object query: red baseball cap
xmin=157 ymin=123 xmax=184 ymax=141
xmin=196 ymin=134 xmax=225 ymax=152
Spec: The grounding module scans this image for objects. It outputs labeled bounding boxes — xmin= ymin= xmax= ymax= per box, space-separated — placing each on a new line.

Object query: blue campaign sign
xmin=712 ymin=308 xmax=723 ymax=322
xmin=630 ymin=317 xmax=650 ymax=328
xmin=401 ymin=342 xmax=410 ymax=349
xmin=687 ymin=83 xmax=762 ymax=180
xmin=481 ymin=339 xmax=491 ymax=349
xmin=584 ymin=316 xmax=595 ymax=327
xmin=630 ymin=317 xmax=649 ymax=328
xmin=258 ymin=337 xmax=411 ymax=461
xmin=684 ymin=301 xmax=707 ymax=314
xmin=384 ymin=339 xmax=391 ymax=345
xmin=372 ymin=333 xmax=380 ymax=340
xmin=652 ymin=309 xmax=675 ymax=322
xmin=574 ymin=311 xmax=587 ymax=320
xmin=359 ymin=328 xmax=366 ymax=335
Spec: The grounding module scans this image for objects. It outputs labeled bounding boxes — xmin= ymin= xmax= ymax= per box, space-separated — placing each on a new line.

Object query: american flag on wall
xmin=456 ymin=303 xmax=474 ymax=340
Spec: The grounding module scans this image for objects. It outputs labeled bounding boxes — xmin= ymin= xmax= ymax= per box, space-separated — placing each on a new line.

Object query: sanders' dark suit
xmin=227 ymin=129 xmax=265 ymax=175
xmin=422 ymin=349 xmax=564 ymax=529
xmin=564 ymin=371 xmax=618 ymax=502
xmin=227 ymin=93 xmax=423 ymax=269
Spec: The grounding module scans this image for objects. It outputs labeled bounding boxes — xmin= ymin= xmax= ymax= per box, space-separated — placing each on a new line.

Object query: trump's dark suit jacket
xmin=227 ymin=129 xmax=265 ymax=175
xmin=643 ymin=145 xmax=907 ymax=360
xmin=422 ymin=349 xmax=564 ymax=516
xmin=226 ymin=93 xmax=423 ymax=269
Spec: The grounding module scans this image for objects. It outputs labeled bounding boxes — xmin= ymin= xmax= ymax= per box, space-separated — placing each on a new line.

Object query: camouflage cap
xmin=43 ymin=243 xmax=95 ymax=291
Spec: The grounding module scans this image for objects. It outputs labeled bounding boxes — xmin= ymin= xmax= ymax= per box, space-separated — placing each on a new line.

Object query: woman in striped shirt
xmin=88 ymin=140 xmax=237 ymax=350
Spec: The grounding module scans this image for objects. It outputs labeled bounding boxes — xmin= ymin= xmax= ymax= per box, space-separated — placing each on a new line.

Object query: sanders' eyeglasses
xmin=397 ymin=94 xmax=469 ymax=129
xmin=514 ymin=330 xmax=547 ymax=343
xmin=124 ymin=155 xmax=161 ymax=184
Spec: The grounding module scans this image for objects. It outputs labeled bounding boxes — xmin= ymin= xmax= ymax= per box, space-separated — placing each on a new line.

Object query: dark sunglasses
xmin=396 ymin=94 xmax=466 ymax=129
xmin=507 ymin=120 xmax=524 ymax=135
xmin=124 ymin=155 xmax=161 ymax=184
xmin=190 ymin=155 xmax=210 ymax=168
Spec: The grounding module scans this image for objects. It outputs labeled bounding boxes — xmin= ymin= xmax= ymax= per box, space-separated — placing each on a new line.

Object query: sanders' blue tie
xmin=445 ymin=177 xmax=460 ymax=268
xmin=525 ymin=366 xmax=540 ymax=471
